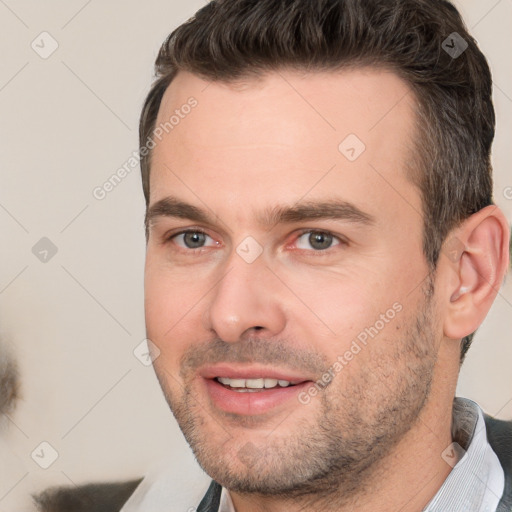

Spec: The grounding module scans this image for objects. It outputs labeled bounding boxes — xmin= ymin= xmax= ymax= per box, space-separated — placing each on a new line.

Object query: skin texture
xmin=144 ymin=69 xmax=510 ymax=511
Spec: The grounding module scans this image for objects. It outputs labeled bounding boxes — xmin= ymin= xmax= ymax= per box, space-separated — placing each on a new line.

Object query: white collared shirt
xmin=423 ymin=398 xmax=504 ymax=511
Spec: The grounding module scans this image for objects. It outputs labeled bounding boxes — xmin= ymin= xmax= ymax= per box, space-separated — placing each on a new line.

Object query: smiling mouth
xmin=214 ymin=376 xmax=303 ymax=392
xmin=203 ymin=372 xmax=313 ymax=415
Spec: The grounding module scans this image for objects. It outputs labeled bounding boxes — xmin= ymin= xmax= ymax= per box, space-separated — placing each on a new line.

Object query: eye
xmin=171 ymin=230 xmax=218 ymax=250
xmin=295 ymin=231 xmax=342 ymax=251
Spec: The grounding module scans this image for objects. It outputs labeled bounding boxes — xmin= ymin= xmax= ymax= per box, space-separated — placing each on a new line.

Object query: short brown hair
xmin=139 ymin=0 xmax=495 ymax=361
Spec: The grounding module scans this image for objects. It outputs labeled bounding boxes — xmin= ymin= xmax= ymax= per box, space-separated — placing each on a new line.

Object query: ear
xmin=441 ymin=205 xmax=510 ymax=340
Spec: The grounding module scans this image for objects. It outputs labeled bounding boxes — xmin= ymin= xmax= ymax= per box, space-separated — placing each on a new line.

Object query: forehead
xmin=149 ymin=68 xmax=420 ymax=225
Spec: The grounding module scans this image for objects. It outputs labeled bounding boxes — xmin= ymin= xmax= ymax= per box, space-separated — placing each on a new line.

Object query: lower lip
xmin=203 ymin=378 xmax=311 ymax=416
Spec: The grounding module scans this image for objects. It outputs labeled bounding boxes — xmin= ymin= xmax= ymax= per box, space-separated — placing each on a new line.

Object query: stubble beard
xmin=153 ymin=282 xmax=438 ymax=506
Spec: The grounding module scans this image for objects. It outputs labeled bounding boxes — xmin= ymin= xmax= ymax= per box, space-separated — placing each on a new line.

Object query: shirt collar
xmin=424 ymin=397 xmax=504 ymax=511
xmin=219 ymin=486 xmax=236 ymax=512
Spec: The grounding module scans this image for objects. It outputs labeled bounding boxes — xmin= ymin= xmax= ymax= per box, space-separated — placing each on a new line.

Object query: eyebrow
xmin=145 ymin=196 xmax=375 ymax=234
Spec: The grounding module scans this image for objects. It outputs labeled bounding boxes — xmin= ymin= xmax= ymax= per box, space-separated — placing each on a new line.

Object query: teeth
xmin=246 ymin=379 xmax=264 ymax=389
xmin=218 ymin=377 xmax=245 ymax=387
xmin=217 ymin=377 xmax=292 ymax=389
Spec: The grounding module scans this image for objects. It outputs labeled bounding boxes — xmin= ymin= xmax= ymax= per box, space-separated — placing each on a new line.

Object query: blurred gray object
xmin=0 ymin=340 xmax=20 ymax=416
xmin=33 ymin=479 xmax=143 ymax=512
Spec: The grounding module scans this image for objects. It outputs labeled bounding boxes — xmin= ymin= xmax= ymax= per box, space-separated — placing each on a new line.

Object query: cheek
xmin=144 ymin=260 xmax=207 ymax=359
xmin=282 ymin=266 xmax=407 ymax=364
xmin=282 ymin=267 xmax=377 ymax=331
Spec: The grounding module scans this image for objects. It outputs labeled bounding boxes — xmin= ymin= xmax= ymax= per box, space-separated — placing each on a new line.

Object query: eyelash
xmin=166 ymin=228 xmax=347 ymax=255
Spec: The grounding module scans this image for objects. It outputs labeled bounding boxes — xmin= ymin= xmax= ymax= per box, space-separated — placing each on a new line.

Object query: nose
xmin=203 ymin=251 xmax=287 ymax=343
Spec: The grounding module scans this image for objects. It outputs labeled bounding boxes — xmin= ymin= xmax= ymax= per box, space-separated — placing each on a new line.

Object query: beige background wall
xmin=0 ymin=1 xmax=511 ymax=510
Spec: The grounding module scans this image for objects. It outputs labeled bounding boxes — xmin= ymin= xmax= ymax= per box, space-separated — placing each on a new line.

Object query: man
xmin=35 ymin=0 xmax=512 ymax=510
xmin=136 ymin=0 xmax=511 ymax=510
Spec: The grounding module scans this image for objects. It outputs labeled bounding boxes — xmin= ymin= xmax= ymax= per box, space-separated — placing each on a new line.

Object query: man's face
xmin=144 ymin=69 xmax=442 ymax=496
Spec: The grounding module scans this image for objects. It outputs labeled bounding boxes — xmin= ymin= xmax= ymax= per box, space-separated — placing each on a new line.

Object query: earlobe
xmin=443 ymin=206 xmax=510 ymax=340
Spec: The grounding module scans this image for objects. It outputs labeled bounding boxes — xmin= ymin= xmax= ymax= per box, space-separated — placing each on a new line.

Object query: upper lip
xmin=199 ymin=364 xmax=314 ymax=384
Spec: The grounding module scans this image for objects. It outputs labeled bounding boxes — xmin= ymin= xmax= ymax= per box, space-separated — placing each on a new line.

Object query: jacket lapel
xmin=197 ymin=480 xmax=223 ymax=512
